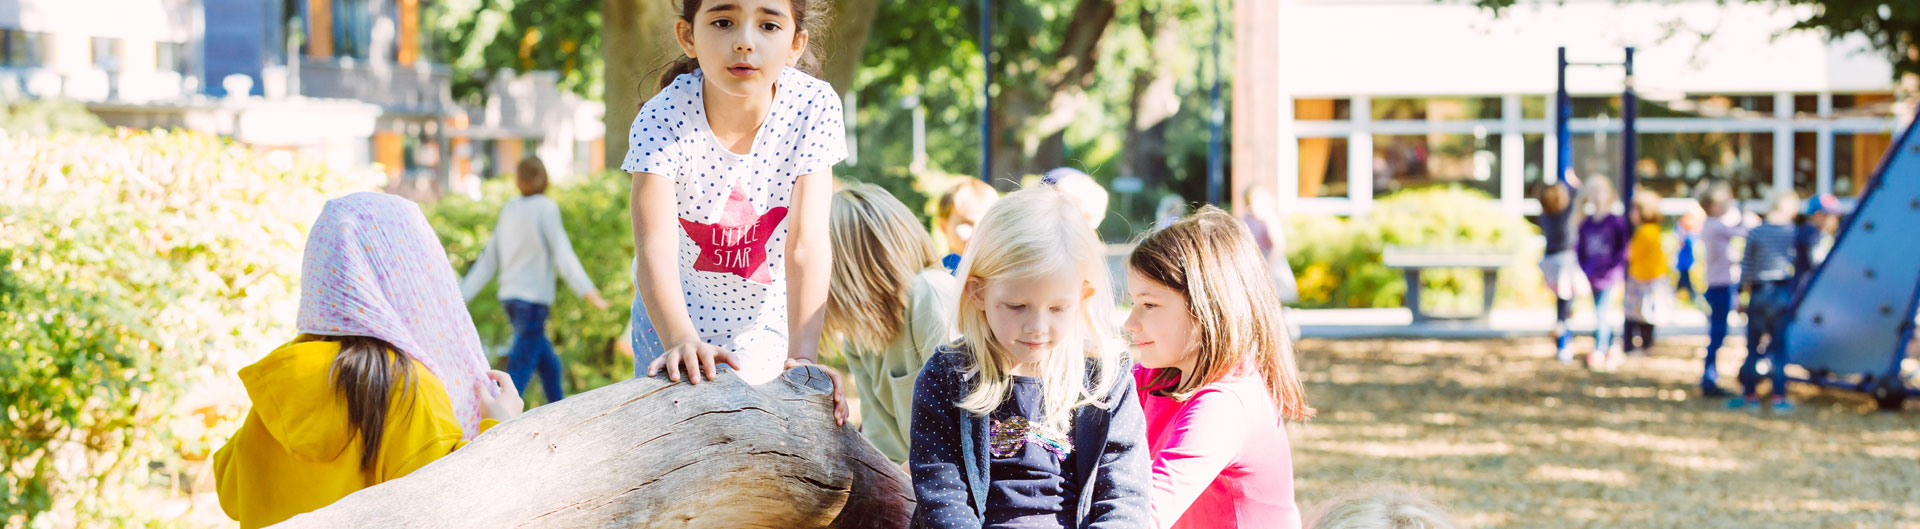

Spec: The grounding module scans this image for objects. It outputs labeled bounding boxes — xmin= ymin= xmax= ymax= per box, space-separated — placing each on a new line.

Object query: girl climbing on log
xmin=1124 ymin=206 xmax=1316 ymax=529
xmin=908 ymin=185 xmax=1151 ymax=528
xmin=214 ymin=193 xmax=525 ymax=529
xmin=622 ymin=0 xmax=849 ymax=423
xmin=824 ymin=183 xmax=958 ymax=465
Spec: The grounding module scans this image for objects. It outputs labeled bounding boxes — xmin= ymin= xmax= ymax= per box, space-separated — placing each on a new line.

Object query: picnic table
xmin=1382 ymin=246 xmax=1513 ymax=323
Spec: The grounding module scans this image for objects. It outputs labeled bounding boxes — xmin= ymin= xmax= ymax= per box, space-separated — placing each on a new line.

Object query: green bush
xmin=426 ymin=172 xmax=638 ymax=402
xmin=1286 ymin=185 xmax=1548 ymax=312
xmin=0 ymin=128 xmax=378 ymax=527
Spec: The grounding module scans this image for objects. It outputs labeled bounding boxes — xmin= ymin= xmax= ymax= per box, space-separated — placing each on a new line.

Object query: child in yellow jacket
xmin=1623 ymin=192 xmax=1670 ymax=356
xmin=214 ymin=193 xmax=524 ymax=528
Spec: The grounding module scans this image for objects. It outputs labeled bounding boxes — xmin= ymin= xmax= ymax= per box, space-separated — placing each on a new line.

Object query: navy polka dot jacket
xmin=908 ymin=346 xmax=1151 ymax=528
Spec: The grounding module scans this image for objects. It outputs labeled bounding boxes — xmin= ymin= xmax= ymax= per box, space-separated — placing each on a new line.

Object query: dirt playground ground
xmin=1288 ymin=336 xmax=1920 ymax=528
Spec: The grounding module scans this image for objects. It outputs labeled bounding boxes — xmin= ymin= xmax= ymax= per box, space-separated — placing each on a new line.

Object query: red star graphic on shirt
xmin=680 ymin=183 xmax=788 ymax=284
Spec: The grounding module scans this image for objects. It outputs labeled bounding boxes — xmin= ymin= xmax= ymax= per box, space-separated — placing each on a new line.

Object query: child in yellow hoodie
xmin=1623 ymin=192 xmax=1670 ymax=356
xmin=214 ymin=193 xmax=525 ymax=528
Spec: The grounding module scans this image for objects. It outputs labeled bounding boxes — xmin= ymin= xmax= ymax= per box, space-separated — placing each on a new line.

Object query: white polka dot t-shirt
xmin=622 ymin=67 xmax=847 ymax=384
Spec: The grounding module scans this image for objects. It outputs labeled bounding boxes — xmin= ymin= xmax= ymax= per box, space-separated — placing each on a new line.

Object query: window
xmin=1522 ymin=96 xmax=1547 ymax=120
xmin=334 ymin=0 xmax=372 ymax=60
xmin=1371 ymin=132 xmax=1501 ymax=198
xmin=157 ymin=42 xmax=187 ymax=74
xmin=1 ymin=30 xmax=46 ymax=68
xmin=1298 ymin=137 xmax=1348 ymax=198
xmin=91 ymin=37 xmax=123 ymax=71
xmin=1831 ymin=93 xmax=1898 ymax=119
xmin=1370 ymin=97 xmax=1501 ymax=121
xmin=1643 ymin=94 xmax=1775 ymax=119
xmin=1294 ymin=98 xmax=1350 ymax=121
xmin=1834 ymin=132 xmax=1892 ymax=197
xmin=1522 ymin=133 xmax=1547 ymax=196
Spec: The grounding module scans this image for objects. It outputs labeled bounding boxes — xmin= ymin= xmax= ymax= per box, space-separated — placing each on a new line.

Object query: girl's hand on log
xmin=784 ymin=358 xmax=850 ymax=426
xmin=649 ymin=340 xmax=736 ymax=384
xmin=479 ymin=370 xmax=524 ymax=421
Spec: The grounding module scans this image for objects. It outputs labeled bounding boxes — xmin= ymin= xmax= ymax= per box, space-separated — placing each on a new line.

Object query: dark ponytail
xmin=650 ymin=0 xmax=827 ymax=92
xmin=325 ymin=335 xmax=415 ymax=471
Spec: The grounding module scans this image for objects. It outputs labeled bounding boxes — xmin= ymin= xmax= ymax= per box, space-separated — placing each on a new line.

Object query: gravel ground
xmin=1288 ymin=336 xmax=1920 ymax=528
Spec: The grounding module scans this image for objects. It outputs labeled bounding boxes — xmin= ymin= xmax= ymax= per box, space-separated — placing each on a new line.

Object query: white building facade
xmin=1250 ymin=0 xmax=1905 ymax=216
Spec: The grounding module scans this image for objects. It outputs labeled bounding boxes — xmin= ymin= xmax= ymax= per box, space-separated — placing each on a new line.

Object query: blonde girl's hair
xmin=1572 ymin=175 xmax=1617 ymax=227
xmin=824 ymin=183 xmax=942 ymax=354
xmin=954 ymin=185 xmax=1122 ymax=432
xmin=1127 ymin=206 xmax=1315 ymax=422
xmin=1304 ymin=486 xmax=1459 ymax=529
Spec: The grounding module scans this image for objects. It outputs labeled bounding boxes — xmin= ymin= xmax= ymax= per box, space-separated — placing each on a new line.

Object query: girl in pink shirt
xmin=1123 ymin=206 xmax=1317 ymax=529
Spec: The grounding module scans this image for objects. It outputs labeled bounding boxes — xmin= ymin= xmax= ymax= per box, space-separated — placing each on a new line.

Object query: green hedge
xmin=1285 ymin=185 xmax=1548 ymax=312
xmin=1 ymin=128 xmax=378 ymax=527
xmin=425 ymin=172 xmax=638 ymax=403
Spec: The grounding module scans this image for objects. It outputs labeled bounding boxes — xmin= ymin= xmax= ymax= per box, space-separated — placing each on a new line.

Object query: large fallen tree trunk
xmin=271 ymin=366 xmax=914 ymax=528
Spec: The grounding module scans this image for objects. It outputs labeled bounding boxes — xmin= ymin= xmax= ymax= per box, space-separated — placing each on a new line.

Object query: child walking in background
xmin=1675 ymin=200 xmax=1705 ymax=307
xmin=622 ymin=0 xmax=848 ymax=421
xmin=1125 ymin=206 xmax=1316 ymax=529
xmin=1534 ymin=182 xmax=1582 ymax=361
xmin=1576 ymin=177 xmax=1630 ymax=371
xmin=1241 ymin=185 xmax=1302 ymax=339
xmin=459 ymin=157 xmax=610 ymax=403
xmin=910 ymin=185 xmax=1149 ymax=528
xmin=1696 ymin=181 xmax=1752 ymax=397
xmin=823 ymin=183 xmax=957 ymax=465
xmin=1794 ymin=193 xmax=1841 ymax=290
xmin=1622 ymin=192 xmax=1670 ymax=356
xmin=935 ymin=178 xmax=1002 ymax=274
xmin=1730 ymin=192 xmax=1804 ymax=413
xmin=215 ymin=193 xmax=524 ymax=529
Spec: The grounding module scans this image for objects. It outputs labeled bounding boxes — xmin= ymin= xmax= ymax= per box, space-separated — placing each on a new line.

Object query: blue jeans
xmin=1703 ymin=285 xmax=1735 ymax=387
xmin=503 ymin=299 xmax=565 ymax=402
xmin=629 ymin=294 xmax=667 ymax=376
xmin=1591 ymin=286 xmax=1619 ymax=353
xmin=629 ymin=293 xmax=786 ymax=381
xmin=1738 ymin=281 xmax=1794 ymax=398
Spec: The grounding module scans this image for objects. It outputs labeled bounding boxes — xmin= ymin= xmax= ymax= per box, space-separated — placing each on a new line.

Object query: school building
xmin=0 ymin=0 xmax=603 ymax=197
xmin=1233 ymin=0 xmax=1907 ymax=216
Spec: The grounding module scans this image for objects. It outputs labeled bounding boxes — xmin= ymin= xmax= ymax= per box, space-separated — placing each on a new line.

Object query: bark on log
xmin=270 ymin=365 xmax=914 ymax=529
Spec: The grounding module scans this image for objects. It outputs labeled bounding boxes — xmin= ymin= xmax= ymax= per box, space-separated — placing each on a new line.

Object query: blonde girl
xmin=823 ymin=183 xmax=957 ymax=464
xmin=908 ymin=185 xmax=1150 ymax=528
xmin=1125 ymin=206 xmax=1314 ymax=528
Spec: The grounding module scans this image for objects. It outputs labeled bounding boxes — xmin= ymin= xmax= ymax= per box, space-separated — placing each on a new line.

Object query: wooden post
xmin=270 ymin=366 xmax=913 ymax=529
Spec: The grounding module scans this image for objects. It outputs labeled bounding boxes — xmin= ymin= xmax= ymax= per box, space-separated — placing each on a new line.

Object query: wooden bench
xmin=1382 ymin=246 xmax=1513 ymax=323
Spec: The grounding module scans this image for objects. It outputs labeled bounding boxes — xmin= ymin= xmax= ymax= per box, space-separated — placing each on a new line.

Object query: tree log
xmin=270 ymin=366 xmax=914 ymax=529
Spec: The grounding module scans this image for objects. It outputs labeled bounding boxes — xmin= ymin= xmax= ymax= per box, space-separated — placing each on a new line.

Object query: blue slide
xmin=1785 ymin=107 xmax=1920 ymax=409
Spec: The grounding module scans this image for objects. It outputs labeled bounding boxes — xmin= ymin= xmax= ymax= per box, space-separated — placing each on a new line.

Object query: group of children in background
xmin=210 ymin=0 xmax=1462 ymax=527
xmin=1534 ymin=172 xmax=1843 ymax=413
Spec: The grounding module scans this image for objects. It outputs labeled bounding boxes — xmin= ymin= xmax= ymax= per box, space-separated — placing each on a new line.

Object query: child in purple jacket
xmin=1576 ymin=177 xmax=1630 ymax=371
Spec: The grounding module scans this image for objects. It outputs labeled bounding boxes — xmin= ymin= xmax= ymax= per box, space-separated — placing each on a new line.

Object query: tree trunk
xmin=269 ymin=367 xmax=913 ymax=529
xmin=985 ymin=0 xmax=1118 ymax=183
xmin=602 ymin=0 xmax=680 ymax=171
xmin=1124 ymin=4 xmax=1180 ymax=194
xmin=818 ymin=0 xmax=883 ymax=96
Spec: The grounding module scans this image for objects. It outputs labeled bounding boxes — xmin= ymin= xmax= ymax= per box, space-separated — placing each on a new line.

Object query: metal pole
xmin=1622 ymin=47 xmax=1637 ymax=212
xmin=1556 ymin=47 xmax=1570 ymax=185
xmin=978 ymin=0 xmax=992 ymax=183
xmin=1621 ymin=46 xmax=1637 ymax=345
xmin=1206 ymin=0 xmax=1224 ymax=205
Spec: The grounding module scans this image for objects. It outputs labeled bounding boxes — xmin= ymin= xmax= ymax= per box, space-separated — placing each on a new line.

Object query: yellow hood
xmin=236 ymin=340 xmax=355 ymax=462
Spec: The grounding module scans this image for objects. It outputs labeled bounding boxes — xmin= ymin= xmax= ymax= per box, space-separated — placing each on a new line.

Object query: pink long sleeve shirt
xmin=1134 ymin=364 xmax=1302 ymax=529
